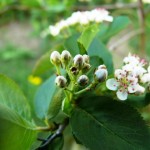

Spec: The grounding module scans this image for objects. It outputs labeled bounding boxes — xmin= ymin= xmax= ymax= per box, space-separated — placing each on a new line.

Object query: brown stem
xmin=73 ymin=3 xmax=138 ymax=10
xmin=137 ymin=0 xmax=146 ymax=56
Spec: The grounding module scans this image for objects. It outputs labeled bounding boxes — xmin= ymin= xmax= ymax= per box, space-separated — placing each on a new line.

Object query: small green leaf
xmin=71 ymin=96 xmax=150 ymax=150
xmin=62 ymin=98 xmax=73 ymax=116
xmin=127 ymin=93 xmax=150 ymax=108
xmin=0 ymin=74 xmax=37 ymax=150
xmin=78 ymin=24 xmax=99 ymax=53
xmin=98 ymin=16 xmax=131 ymax=42
xmin=64 ymin=34 xmax=80 ymax=56
xmin=88 ymin=38 xmax=114 ymax=74
xmin=34 ymin=75 xmax=64 ymax=120
xmin=32 ymin=51 xmax=54 ymax=76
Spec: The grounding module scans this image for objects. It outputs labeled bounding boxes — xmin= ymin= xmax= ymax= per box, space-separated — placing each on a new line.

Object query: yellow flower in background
xmin=28 ymin=75 xmax=42 ymax=85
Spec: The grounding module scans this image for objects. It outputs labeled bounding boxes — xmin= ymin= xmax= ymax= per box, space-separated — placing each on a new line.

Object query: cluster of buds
xmin=49 ymin=8 xmax=113 ymax=36
xmin=106 ymin=53 xmax=150 ymax=101
xmin=50 ymin=50 xmax=108 ymax=92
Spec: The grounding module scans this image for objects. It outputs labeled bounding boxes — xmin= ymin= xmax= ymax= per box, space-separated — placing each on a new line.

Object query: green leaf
xmin=34 ymin=75 xmax=64 ymax=120
xmin=127 ymin=92 xmax=150 ymax=108
xmin=71 ymin=96 xmax=150 ymax=150
xmin=0 ymin=74 xmax=37 ymax=150
xmin=62 ymin=97 xmax=73 ymax=116
xmin=87 ymin=56 xmax=103 ymax=82
xmin=88 ymin=38 xmax=114 ymax=74
xmin=98 ymin=16 xmax=131 ymax=42
xmin=78 ymin=24 xmax=99 ymax=53
xmin=32 ymin=51 xmax=54 ymax=76
xmin=64 ymin=34 xmax=80 ymax=56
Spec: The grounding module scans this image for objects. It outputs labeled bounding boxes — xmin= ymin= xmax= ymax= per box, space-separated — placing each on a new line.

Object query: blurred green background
xmin=0 ymin=0 xmax=150 ymax=149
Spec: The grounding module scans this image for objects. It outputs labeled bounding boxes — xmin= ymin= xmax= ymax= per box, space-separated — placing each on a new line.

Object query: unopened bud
xmin=73 ymin=54 xmax=84 ymax=69
xmin=98 ymin=65 xmax=107 ymax=70
xmin=82 ymin=63 xmax=91 ymax=73
xmin=83 ymin=54 xmax=90 ymax=63
xmin=61 ymin=50 xmax=71 ymax=66
xmin=55 ymin=76 xmax=67 ymax=88
xmin=50 ymin=51 xmax=61 ymax=65
xmin=77 ymin=75 xmax=89 ymax=86
xmin=94 ymin=66 xmax=108 ymax=82
xmin=70 ymin=67 xmax=79 ymax=75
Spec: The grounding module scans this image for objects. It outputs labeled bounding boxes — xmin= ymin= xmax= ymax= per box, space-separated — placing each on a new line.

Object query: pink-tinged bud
xmin=82 ymin=63 xmax=91 ymax=73
xmin=50 ymin=51 xmax=61 ymax=65
xmin=94 ymin=66 xmax=108 ymax=82
xmin=61 ymin=50 xmax=71 ymax=65
xmin=55 ymin=76 xmax=67 ymax=88
xmin=77 ymin=75 xmax=89 ymax=86
xmin=73 ymin=54 xmax=84 ymax=69
xmin=83 ymin=54 xmax=90 ymax=63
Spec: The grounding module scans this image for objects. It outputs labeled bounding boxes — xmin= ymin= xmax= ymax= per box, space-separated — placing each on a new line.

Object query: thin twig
xmin=137 ymin=0 xmax=146 ymax=56
xmin=73 ymin=2 xmax=138 ymax=10
xmin=108 ymin=28 xmax=144 ymax=51
xmin=37 ymin=118 xmax=69 ymax=149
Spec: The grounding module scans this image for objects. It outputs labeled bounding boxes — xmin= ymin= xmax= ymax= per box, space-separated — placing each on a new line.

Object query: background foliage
xmin=0 ymin=0 xmax=150 ymax=150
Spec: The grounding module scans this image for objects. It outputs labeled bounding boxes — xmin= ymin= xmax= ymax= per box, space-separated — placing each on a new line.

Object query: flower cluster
xmin=49 ymin=8 xmax=113 ymax=36
xmin=106 ymin=53 xmax=150 ymax=101
xmin=50 ymin=50 xmax=108 ymax=91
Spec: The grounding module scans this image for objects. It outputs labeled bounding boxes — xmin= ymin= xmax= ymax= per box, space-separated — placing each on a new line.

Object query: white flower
xmin=123 ymin=53 xmax=140 ymax=65
xmin=49 ymin=26 xmax=60 ymax=36
xmin=106 ymin=69 xmax=139 ymax=100
xmin=106 ymin=53 xmax=148 ymax=100
xmin=49 ymin=9 xmax=113 ymax=36
xmin=122 ymin=53 xmax=147 ymax=77
xmin=141 ymin=66 xmax=150 ymax=83
xmin=122 ymin=63 xmax=147 ymax=77
xmin=135 ymin=84 xmax=145 ymax=94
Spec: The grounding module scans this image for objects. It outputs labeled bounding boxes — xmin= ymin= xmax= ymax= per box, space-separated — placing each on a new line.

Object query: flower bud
xmin=73 ymin=54 xmax=84 ymax=69
xmin=70 ymin=67 xmax=79 ymax=75
xmin=77 ymin=75 xmax=89 ymax=86
xmin=82 ymin=63 xmax=91 ymax=73
xmin=55 ymin=76 xmax=67 ymax=88
xmin=83 ymin=54 xmax=90 ymax=63
xmin=94 ymin=67 xmax=108 ymax=82
xmin=61 ymin=50 xmax=71 ymax=66
xmin=50 ymin=51 xmax=61 ymax=65
xmin=98 ymin=65 xmax=107 ymax=70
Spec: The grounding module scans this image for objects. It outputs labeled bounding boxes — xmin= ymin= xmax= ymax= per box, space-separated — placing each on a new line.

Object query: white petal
xmin=127 ymin=74 xmax=138 ymax=84
xmin=141 ymin=74 xmax=150 ymax=83
xmin=117 ymin=89 xmax=128 ymax=100
xmin=122 ymin=64 xmax=134 ymax=72
xmin=115 ymin=69 xmax=126 ymax=79
xmin=148 ymin=66 xmax=150 ymax=73
xmin=128 ymin=84 xmax=137 ymax=93
xmin=106 ymin=78 xmax=119 ymax=91
xmin=135 ymin=84 xmax=145 ymax=94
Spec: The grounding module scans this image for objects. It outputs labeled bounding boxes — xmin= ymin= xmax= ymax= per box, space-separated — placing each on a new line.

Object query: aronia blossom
xmin=106 ymin=53 xmax=146 ymax=100
xmin=141 ymin=66 xmax=150 ymax=83
xmin=49 ymin=9 xmax=113 ymax=36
